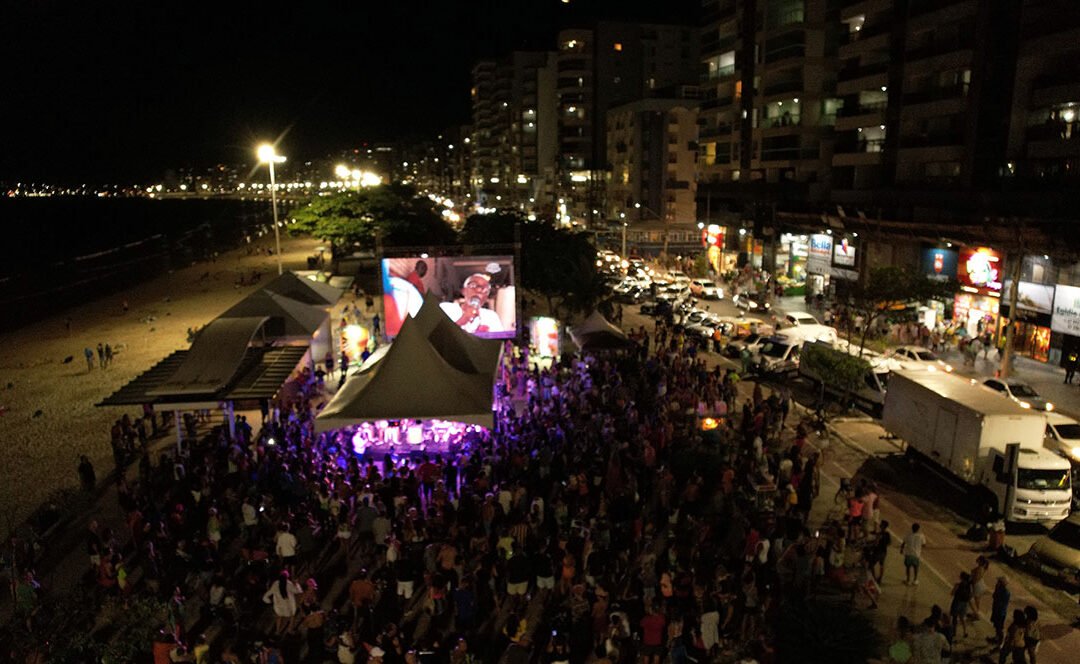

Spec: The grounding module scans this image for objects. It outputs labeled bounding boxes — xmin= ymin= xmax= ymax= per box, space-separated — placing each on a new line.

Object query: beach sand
xmin=0 ymin=234 xmax=323 ymax=525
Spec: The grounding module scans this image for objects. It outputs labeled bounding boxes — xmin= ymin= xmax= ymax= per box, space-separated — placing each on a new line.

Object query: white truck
xmin=798 ymin=340 xmax=899 ymax=415
xmin=752 ymin=325 xmax=839 ymax=376
xmin=882 ymin=371 xmax=1072 ymax=524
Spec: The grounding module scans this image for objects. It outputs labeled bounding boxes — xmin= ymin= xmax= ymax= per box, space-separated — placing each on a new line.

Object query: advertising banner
xmin=382 ymin=255 xmax=517 ymax=338
xmin=1002 ymin=280 xmax=1055 ymax=315
xmin=1052 ymin=284 xmax=1080 ymax=336
xmin=807 ymin=234 xmax=833 ymax=275
xmin=832 ymin=236 xmax=857 ymax=267
xmin=957 ymin=247 xmax=1003 ymax=294
xmin=922 ymin=247 xmax=958 ymax=280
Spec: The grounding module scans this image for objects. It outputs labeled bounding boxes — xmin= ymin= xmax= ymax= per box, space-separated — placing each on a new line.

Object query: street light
xmin=622 ymin=222 xmax=628 ymax=258
xmin=257 ymin=143 xmax=286 ymax=274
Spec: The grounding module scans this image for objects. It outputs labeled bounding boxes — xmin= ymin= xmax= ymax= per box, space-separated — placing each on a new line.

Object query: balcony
xmin=759 ymin=146 xmax=820 ymax=162
xmin=899 ymin=131 xmax=964 ymax=148
xmin=905 ymin=36 xmax=974 ymax=63
xmin=761 ymin=115 xmax=801 ymax=129
xmin=838 ymin=59 xmax=889 ymax=82
xmin=763 ymin=79 xmax=804 ymax=96
xmin=902 ymin=83 xmax=968 ymax=106
xmin=763 ymin=43 xmax=806 ymax=65
xmin=701 ymin=96 xmax=735 ymax=110
xmin=700 ymin=123 xmax=735 ymax=139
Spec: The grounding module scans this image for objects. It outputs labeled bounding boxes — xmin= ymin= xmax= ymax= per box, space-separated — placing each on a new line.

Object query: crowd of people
xmin=18 ymin=294 xmax=1057 ymax=664
xmin=17 ymin=312 xmax=867 ymax=664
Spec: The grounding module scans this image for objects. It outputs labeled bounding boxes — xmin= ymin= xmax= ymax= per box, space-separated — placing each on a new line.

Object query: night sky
xmin=1 ymin=0 xmax=698 ymax=183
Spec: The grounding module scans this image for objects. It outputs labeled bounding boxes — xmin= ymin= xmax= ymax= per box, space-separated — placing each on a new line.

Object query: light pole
xmin=257 ymin=143 xmax=286 ymax=275
xmin=622 ymin=222 xmax=628 ymax=258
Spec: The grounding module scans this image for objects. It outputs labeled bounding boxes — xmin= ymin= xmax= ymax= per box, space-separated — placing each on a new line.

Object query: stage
xmin=324 ymin=419 xmax=488 ymax=458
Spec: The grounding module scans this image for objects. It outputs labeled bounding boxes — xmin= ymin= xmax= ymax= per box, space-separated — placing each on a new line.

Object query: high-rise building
xmin=469 ymin=52 xmax=558 ymax=213
xmin=554 ymin=22 xmax=699 ymax=226
xmin=697 ymin=0 xmax=840 ymax=210
xmin=606 ymin=95 xmax=700 ymax=235
xmin=1006 ymin=0 xmax=1080 ymax=214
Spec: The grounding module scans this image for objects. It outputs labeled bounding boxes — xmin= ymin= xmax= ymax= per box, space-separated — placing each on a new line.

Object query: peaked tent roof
xmin=222 ymin=289 xmax=328 ymax=338
xmin=412 ymin=294 xmax=503 ymax=376
xmin=315 ymin=311 xmax=495 ymax=431
xmin=147 ymin=317 xmax=269 ymax=396
xmin=261 ymin=271 xmax=343 ymax=306
xmin=569 ymin=311 xmax=634 ymax=351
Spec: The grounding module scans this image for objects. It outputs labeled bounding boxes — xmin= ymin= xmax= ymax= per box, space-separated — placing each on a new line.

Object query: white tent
xmin=569 ymin=311 xmax=633 ymax=350
xmin=315 ymin=308 xmax=497 ymax=431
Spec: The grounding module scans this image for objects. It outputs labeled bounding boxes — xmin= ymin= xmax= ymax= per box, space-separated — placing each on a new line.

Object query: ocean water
xmin=0 ymin=197 xmax=276 ymax=329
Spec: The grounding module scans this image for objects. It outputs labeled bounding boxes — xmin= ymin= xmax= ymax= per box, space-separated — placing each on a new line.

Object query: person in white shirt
xmin=439 ymin=273 xmax=504 ymax=335
xmin=901 ymin=522 xmax=928 ymax=586
xmin=262 ymin=571 xmax=302 ymax=635
xmin=275 ymin=523 xmax=298 ymax=566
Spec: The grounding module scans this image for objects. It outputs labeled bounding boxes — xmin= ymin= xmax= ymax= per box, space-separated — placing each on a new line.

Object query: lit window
xmin=614 ymin=43 xmax=623 ymax=51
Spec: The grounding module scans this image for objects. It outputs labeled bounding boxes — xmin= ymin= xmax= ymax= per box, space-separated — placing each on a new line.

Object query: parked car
xmin=1045 ymin=413 xmax=1080 ymax=463
xmin=690 ymin=279 xmax=723 ymax=300
xmin=982 ymin=378 xmax=1054 ymax=411
xmin=725 ymin=332 xmax=765 ymax=358
xmin=668 ymin=270 xmax=691 ymax=284
xmin=783 ymin=311 xmax=820 ymax=326
xmin=889 ymin=345 xmax=954 ymax=372
xmin=1027 ymin=512 xmax=1080 ymax=588
xmin=733 ymin=293 xmax=770 ymax=312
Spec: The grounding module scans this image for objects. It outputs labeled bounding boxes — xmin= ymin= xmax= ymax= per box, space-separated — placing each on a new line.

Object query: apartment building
xmin=698 ymin=0 xmax=840 ymax=208
xmin=469 ymin=53 xmax=558 ymax=213
xmin=555 ymin=22 xmax=699 ymax=225
xmin=1006 ymin=0 xmax=1080 ymax=214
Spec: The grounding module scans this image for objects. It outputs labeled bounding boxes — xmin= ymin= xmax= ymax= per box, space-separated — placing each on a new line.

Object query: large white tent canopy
xmin=315 ymin=296 xmax=502 ymax=431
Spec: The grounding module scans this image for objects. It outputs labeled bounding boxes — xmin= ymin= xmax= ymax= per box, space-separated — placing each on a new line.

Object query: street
xmin=620 ymin=293 xmax=1080 ymax=659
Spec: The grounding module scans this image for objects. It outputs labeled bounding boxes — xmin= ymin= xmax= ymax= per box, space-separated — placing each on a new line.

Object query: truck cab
xmin=985 ymin=447 xmax=1072 ymax=523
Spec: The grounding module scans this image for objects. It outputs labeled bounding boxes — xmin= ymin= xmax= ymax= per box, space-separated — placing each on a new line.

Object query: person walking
xmin=949 ymin=571 xmax=973 ymax=639
xmin=1065 ymin=351 xmax=1079 ymax=385
xmin=901 ymin=523 xmax=927 ymax=586
xmin=989 ymin=577 xmax=1010 ymax=648
xmin=262 ymin=571 xmax=302 ymax=636
xmin=1023 ymin=606 xmax=1040 ymax=664
xmin=104 ymin=343 xmax=113 ymax=368
xmin=78 ymin=455 xmax=96 ymax=492
xmin=97 ymin=343 xmax=105 ymax=368
xmin=1001 ymin=609 xmax=1027 ymax=664
xmin=84 ymin=347 xmax=95 ymax=371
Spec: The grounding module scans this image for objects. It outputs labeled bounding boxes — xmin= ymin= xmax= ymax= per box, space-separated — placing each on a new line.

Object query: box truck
xmin=798 ymin=340 xmax=899 ymax=415
xmin=882 ymin=371 xmax=1072 ymax=524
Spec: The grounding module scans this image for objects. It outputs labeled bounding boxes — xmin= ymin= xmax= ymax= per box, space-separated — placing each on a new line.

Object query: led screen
xmin=381 ymin=255 xmax=516 ymax=338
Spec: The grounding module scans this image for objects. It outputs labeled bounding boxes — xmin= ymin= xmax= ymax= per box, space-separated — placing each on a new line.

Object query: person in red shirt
xmin=404 ymin=260 xmax=428 ymax=294
xmin=640 ymin=604 xmax=667 ymax=664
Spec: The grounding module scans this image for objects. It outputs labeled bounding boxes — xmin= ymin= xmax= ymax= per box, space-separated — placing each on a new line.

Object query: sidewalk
xmin=939 ymin=347 xmax=1080 ymax=418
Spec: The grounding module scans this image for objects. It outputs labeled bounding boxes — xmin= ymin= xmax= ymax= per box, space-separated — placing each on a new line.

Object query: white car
xmin=1045 ymin=413 xmax=1080 ymax=462
xmin=668 ymin=271 xmax=692 ymax=284
xmin=690 ymin=279 xmax=723 ymax=300
xmin=890 ymin=345 xmax=954 ymax=373
xmin=983 ymin=378 xmax=1054 ymax=412
xmin=784 ymin=311 xmax=820 ymax=326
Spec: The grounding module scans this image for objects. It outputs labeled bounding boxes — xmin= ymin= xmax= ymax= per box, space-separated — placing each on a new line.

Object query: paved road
xmin=622 ymin=296 xmax=1080 ymax=659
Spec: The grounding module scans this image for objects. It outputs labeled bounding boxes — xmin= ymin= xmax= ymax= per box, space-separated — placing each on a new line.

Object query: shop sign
xmin=832 ymin=236 xmax=857 ymax=267
xmin=807 ymin=234 xmax=832 ymax=275
xmin=922 ymin=247 xmax=958 ymax=280
xmin=1052 ymin=284 xmax=1080 ymax=336
xmin=701 ymin=224 xmax=725 ymax=248
xmin=1002 ymin=280 xmax=1055 ymax=315
xmin=957 ymin=247 xmax=1003 ymax=294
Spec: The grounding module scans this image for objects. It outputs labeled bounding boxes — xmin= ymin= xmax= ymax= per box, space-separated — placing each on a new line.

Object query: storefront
xmin=954 ymin=246 xmax=1003 ymax=338
xmin=1052 ymin=284 xmax=1080 ymax=367
xmin=1000 ymin=280 xmax=1055 ymax=363
xmin=920 ymin=246 xmax=958 ymax=329
xmin=805 ymin=233 xmax=833 ymax=298
xmin=776 ymin=233 xmax=808 ymax=281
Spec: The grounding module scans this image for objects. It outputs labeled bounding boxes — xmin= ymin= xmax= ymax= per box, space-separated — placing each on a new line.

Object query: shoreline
xmin=0 ymin=234 xmax=322 ymax=525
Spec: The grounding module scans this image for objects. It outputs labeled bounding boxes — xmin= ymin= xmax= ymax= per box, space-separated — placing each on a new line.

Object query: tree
xmin=459 ymin=211 xmax=606 ymax=317
xmin=800 ymin=341 xmax=870 ymax=412
xmin=846 ymin=266 xmax=958 ymax=355
xmin=289 ymin=184 xmax=455 ymax=253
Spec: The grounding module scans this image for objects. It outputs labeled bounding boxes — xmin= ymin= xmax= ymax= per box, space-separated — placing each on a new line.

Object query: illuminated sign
xmin=833 ymin=236 xmax=857 ymax=267
xmin=1052 ymin=285 xmax=1080 ymax=336
xmin=807 ymin=234 xmax=833 ymax=275
xmin=957 ymin=247 xmax=1002 ymax=294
